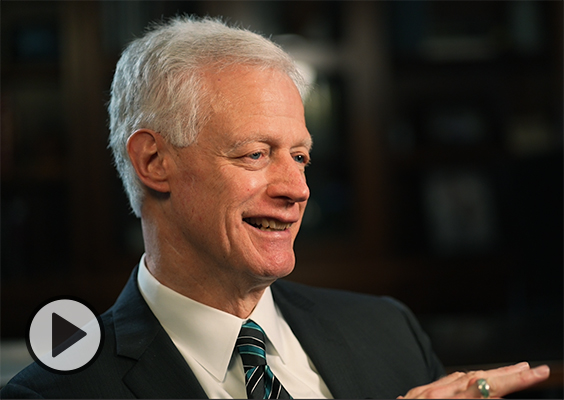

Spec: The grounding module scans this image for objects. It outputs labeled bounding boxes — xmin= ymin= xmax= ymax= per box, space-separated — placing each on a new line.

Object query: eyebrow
xmin=228 ymin=135 xmax=313 ymax=152
xmin=301 ymin=136 xmax=314 ymax=151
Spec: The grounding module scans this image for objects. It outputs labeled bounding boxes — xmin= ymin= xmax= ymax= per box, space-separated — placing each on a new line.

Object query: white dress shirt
xmin=137 ymin=255 xmax=332 ymax=399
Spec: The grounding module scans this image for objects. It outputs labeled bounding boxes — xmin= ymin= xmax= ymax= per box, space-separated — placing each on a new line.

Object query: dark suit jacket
xmin=1 ymin=267 xmax=444 ymax=399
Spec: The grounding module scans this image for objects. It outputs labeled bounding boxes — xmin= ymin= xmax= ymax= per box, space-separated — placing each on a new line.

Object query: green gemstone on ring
xmin=477 ymin=378 xmax=490 ymax=399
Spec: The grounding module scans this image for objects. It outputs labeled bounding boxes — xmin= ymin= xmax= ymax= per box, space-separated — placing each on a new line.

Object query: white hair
xmin=108 ymin=15 xmax=310 ymax=217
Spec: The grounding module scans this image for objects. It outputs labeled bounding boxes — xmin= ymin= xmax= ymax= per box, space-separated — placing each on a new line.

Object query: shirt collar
xmin=137 ymin=255 xmax=287 ymax=382
xmin=247 ymin=287 xmax=288 ymax=364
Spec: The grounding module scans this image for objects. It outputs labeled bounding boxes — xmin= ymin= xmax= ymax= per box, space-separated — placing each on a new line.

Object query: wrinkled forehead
xmin=196 ymin=65 xmax=310 ymax=148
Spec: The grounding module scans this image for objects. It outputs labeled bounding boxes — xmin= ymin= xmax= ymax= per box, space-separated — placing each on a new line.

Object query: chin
xmin=255 ymin=256 xmax=295 ymax=281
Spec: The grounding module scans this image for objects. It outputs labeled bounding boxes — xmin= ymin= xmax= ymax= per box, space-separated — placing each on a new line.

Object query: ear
xmin=127 ymin=129 xmax=171 ymax=193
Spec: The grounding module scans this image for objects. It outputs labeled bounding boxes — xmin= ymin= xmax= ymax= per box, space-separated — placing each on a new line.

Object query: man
xmin=2 ymin=16 xmax=549 ymax=399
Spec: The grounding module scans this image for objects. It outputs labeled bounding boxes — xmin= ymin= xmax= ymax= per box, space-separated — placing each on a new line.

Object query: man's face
xmin=165 ymin=66 xmax=311 ymax=285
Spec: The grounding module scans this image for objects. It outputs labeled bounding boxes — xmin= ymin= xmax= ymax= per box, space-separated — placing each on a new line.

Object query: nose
xmin=266 ymin=154 xmax=310 ymax=204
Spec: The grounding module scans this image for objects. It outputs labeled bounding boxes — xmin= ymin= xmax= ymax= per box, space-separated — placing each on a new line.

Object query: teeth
xmin=245 ymin=217 xmax=292 ymax=231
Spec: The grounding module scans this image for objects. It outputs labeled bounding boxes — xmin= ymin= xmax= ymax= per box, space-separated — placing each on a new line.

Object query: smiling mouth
xmin=243 ymin=217 xmax=293 ymax=231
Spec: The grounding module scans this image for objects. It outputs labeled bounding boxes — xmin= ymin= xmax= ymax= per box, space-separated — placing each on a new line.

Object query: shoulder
xmin=272 ymin=279 xmax=411 ymax=319
xmin=271 ymin=279 xmax=431 ymax=352
xmin=272 ymin=279 xmax=445 ymax=384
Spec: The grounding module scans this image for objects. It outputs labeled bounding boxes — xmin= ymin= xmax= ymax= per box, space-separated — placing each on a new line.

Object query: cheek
xmin=244 ymin=175 xmax=264 ymax=194
xmin=192 ymin=173 xmax=265 ymax=228
xmin=183 ymin=167 xmax=267 ymax=223
xmin=224 ymin=170 xmax=265 ymax=198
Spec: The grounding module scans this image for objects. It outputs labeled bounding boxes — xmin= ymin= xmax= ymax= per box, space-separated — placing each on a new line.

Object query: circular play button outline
xmin=26 ymin=296 xmax=104 ymax=374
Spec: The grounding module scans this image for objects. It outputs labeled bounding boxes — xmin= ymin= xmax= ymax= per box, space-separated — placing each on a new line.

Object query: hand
xmin=398 ymin=362 xmax=550 ymax=398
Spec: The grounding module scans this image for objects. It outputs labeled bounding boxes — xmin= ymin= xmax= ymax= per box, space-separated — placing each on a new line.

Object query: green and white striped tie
xmin=236 ymin=320 xmax=292 ymax=399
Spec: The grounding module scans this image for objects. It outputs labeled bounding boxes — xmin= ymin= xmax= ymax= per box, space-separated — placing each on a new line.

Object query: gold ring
xmin=477 ymin=378 xmax=490 ymax=399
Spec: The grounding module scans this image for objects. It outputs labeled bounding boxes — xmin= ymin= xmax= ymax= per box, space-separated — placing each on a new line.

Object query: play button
xmin=52 ymin=312 xmax=87 ymax=357
xmin=26 ymin=297 xmax=103 ymax=373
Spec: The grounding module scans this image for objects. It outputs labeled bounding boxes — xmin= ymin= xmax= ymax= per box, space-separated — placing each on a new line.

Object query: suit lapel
xmin=112 ymin=267 xmax=208 ymax=399
xmin=122 ymin=329 xmax=206 ymax=398
xmin=271 ymin=281 xmax=366 ymax=399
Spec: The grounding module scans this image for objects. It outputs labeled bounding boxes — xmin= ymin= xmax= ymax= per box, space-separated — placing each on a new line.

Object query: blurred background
xmin=1 ymin=1 xmax=562 ymax=397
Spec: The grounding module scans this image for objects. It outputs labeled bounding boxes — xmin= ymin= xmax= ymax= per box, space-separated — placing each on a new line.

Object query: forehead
xmin=199 ymin=65 xmax=310 ymax=146
xmin=203 ymin=65 xmax=302 ymax=110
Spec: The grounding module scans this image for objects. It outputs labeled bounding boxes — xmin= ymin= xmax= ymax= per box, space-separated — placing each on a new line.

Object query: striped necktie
xmin=236 ymin=320 xmax=292 ymax=399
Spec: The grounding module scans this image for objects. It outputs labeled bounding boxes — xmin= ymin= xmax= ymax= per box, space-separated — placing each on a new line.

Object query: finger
xmin=462 ymin=365 xmax=550 ymax=398
xmin=419 ymin=363 xmax=539 ymax=399
xmin=475 ymin=362 xmax=530 ymax=379
xmin=461 ymin=362 xmax=530 ymax=383
xmin=488 ymin=365 xmax=550 ymax=398
xmin=401 ymin=363 xmax=541 ymax=399
xmin=454 ymin=362 xmax=530 ymax=393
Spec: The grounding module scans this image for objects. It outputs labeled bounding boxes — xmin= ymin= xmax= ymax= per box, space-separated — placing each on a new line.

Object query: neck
xmin=140 ymin=217 xmax=272 ymax=319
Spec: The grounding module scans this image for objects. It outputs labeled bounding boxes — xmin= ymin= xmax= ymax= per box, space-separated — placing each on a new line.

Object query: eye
xmin=293 ymin=154 xmax=310 ymax=165
xmin=248 ymin=152 xmax=263 ymax=160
